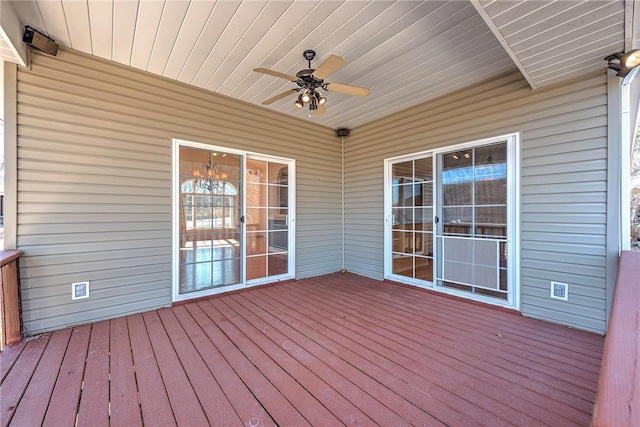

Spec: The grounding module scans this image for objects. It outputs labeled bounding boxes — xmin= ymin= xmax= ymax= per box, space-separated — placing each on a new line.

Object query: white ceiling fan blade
xmin=261 ymin=89 xmax=298 ymax=105
xmin=254 ymin=68 xmax=299 ymax=82
xmin=312 ymin=55 xmax=346 ymax=80
xmin=314 ymin=103 xmax=326 ymax=115
xmin=324 ymin=82 xmax=370 ymax=97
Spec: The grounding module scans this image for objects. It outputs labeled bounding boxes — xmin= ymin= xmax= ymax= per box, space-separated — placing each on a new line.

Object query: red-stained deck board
xmin=156 ymin=307 xmax=242 ymax=426
xmin=297 ymin=280 xmax=595 ymax=422
xmin=76 ymin=321 xmax=110 ymax=427
xmin=171 ymin=305 xmax=277 ymax=427
xmin=213 ymin=297 xmax=378 ymax=426
xmin=199 ymin=299 xmax=344 ymax=426
xmin=381 ymin=277 xmax=604 ymax=359
xmin=1 ymin=273 xmax=605 ymax=427
xmin=342 ymin=277 xmax=603 ymax=378
xmin=127 ymin=314 xmax=177 ymax=427
xmin=253 ymin=287 xmax=479 ymax=426
xmin=343 ymin=280 xmax=600 ymax=391
xmin=304 ymin=278 xmax=589 ymax=423
xmin=227 ymin=292 xmax=427 ymax=427
xmin=184 ymin=302 xmax=310 ymax=426
xmin=9 ymin=329 xmax=71 ymax=427
xmin=0 ymin=342 xmax=25 ymax=383
xmin=43 ymin=325 xmax=91 ymax=426
xmin=327 ymin=275 xmax=604 ymax=380
xmin=109 ymin=316 xmax=143 ymax=427
xmin=243 ymin=292 xmax=448 ymax=426
xmin=268 ymin=284 xmax=518 ymax=425
xmin=372 ymin=279 xmax=604 ymax=368
xmin=290 ymin=281 xmax=592 ymax=426
xmin=141 ymin=310 xmax=209 ymax=427
xmin=349 ymin=275 xmax=603 ymax=359
xmin=0 ymin=335 xmax=50 ymax=427
xmin=355 ymin=282 xmax=603 ymax=405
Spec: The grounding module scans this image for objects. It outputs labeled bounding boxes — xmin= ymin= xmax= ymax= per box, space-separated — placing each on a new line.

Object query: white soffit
xmin=9 ymin=0 xmax=629 ymax=127
xmin=0 ymin=0 xmax=27 ymax=67
xmin=473 ymin=0 xmax=626 ymax=89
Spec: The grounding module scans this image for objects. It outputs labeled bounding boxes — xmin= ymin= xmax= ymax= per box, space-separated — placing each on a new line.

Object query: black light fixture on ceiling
xmin=605 ymin=49 xmax=640 ymax=77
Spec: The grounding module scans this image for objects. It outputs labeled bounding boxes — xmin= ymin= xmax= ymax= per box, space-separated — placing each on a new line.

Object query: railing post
xmin=0 ymin=250 xmax=23 ymax=350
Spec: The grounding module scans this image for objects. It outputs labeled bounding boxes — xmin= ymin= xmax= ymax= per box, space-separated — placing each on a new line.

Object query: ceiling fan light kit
xmin=254 ymin=50 xmax=370 ymax=115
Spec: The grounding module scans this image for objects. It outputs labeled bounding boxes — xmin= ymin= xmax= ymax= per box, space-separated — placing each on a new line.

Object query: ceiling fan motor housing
xmin=295 ymin=72 xmax=323 ymax=89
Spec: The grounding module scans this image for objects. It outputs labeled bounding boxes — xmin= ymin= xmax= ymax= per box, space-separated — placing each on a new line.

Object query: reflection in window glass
xmin=246 ymin=160 xmax=289 ymax=281
xmin=441 ymin=142 xmax=507 ymax=239
xmin=390 ymin=157 xmax=434 ymax=281
xmin=178 ymin=147 xmax=242 ymax=295
xmin=438 ymin=141 xmax=509 ymax=300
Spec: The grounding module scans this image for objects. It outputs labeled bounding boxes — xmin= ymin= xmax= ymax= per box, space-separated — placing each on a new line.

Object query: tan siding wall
xmin=16 ymin=48 xmax=340 ymax=334
xmin=346 ymin=71 xmax=609 ymax=334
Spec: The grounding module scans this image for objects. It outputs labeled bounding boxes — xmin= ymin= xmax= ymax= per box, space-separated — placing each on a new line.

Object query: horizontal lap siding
xmin=16 ymin=48 xmax=339 ymax=334
xmin=346 ymin=71 xmax=608 ymax=333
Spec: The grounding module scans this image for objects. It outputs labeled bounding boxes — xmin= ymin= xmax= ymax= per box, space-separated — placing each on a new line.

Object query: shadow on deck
xmin=0 ymin=273 xmax=603 ymax=426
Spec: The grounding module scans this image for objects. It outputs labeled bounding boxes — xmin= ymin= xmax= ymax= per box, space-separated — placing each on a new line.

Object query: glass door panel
xmin=390 ymin=156 xmax=434 ymax=281
xmin=178 ymin=147 xmax=242 ymax=295
xmin=436 ymin=142 xmax=509 ymax=299
xmin=246 ymin=159 xmax=289 ymax=281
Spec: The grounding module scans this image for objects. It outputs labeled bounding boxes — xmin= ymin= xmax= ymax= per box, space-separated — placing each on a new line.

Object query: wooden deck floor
xmin=1 ymin=273 xmax=604 ymax=426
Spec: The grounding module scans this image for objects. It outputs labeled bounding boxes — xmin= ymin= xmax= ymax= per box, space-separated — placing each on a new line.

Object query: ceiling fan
xmin=254 ymin=50 xmax=370 ymax=115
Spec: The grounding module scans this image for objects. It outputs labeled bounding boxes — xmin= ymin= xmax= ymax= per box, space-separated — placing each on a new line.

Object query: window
xmin=180 ymin=180 xmax=238 ymax=230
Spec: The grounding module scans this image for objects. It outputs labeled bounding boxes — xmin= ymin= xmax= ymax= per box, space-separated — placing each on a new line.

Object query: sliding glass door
xmin=177 ymin=146 xmax=242 ymax=296
xmin=435 ymin=141 xmax=510 ymax=300
xmin=173 ymin=140 xmax=295 ymax=301
xmin=245 ymin=157 xmax=291 ymax=282
xmin=385 ymin=135 xmax=518 ymax=308
xmin=389 ymin=156 xmax=434 ymax=282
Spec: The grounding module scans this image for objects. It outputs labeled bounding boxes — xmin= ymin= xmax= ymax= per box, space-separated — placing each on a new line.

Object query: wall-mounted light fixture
xmin=23 ymin=26 xmax=58 ymax=56
xmin=605 ymin=49 xmax=640 ymax=77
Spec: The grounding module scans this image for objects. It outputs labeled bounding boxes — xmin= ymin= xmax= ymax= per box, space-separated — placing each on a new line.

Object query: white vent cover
xmin=72 ymin=281 xmax=90 ymax=300
xmin=550 ymin=281 xmax=568 ymax=301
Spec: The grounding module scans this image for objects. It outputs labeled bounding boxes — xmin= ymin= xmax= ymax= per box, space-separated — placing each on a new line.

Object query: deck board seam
xmin=267 ymin=282 xmax=590 ymax=426
xmin=314 ymin=279 xmax=601 ymax=388
xmin=253 ymin=287 xmax=492 ymax=426
xmin=294 ymin=280 xmax=596 ymax=422
xmin=235 ymin=291 xmax=448 ymax=427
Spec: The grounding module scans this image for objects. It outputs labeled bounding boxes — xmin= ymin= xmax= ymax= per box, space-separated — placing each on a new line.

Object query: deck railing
xmin=0 ymin=250 xmax=23 ymax=350
xmin=591 ymin=250 xmax=640 ymax=426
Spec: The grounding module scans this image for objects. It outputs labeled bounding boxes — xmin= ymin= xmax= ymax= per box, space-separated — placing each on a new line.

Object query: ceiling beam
xmin=0 ymin=1 xmax=27 ymax=67
xmin=469 ymin=0 xmax=537 ymax=90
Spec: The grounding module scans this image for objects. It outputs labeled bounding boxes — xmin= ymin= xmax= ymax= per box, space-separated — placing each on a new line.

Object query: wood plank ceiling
xmin=5 ymin=0 xmax=629 ymax=129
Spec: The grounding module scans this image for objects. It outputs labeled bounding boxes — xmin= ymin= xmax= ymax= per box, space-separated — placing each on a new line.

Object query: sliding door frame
xmin=384 ymin=133 xmax=521 ymax=310
xmin=383 ymin=151 xmax=436 ymax=288
xmin=245 ymin=152 xmax=296 ymax=287
xmin=171 ymin=138 xmax=296 ymax=302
